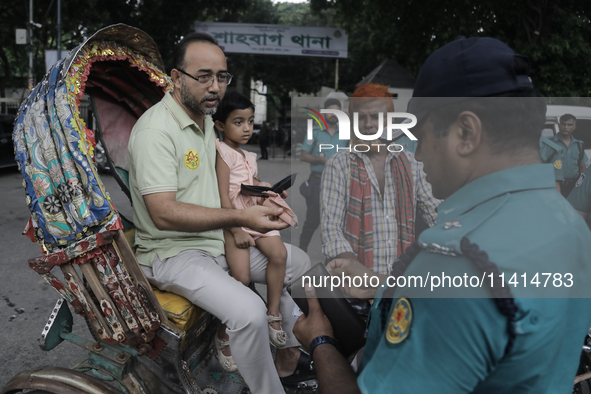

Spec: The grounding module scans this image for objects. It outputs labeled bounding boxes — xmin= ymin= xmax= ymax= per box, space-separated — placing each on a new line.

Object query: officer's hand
xmin=293 ymin=285 xmax=334 ymax=352
xmin=327 ymin=258 xmax=384 ymax=300
xmin=242 ymin=205 xmax=289 ymax=233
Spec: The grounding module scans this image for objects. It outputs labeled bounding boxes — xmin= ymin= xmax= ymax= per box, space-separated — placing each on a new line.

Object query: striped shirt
xmin=321 ymin=149 xmax=440 ymax=275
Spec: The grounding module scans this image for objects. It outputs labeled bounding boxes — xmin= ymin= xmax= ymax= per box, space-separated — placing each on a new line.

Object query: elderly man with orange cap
xmin=320 ymin=83 xmax=439 ymax=277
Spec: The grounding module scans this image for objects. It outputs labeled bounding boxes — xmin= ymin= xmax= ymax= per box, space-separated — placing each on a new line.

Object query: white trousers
xmin=141 ymin=244 xmax=311 ymax=394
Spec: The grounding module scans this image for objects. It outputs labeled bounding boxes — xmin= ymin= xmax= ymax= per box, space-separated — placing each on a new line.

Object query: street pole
xmin=28 ymin=0 xmax=34 ymax=91
xmin=57 ymin=0 xmax=61 ymax=60
xmin=335 ymin=58 xmax=339 ymax=91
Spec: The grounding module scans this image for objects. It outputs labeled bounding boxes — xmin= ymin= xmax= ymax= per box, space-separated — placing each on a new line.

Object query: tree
xmin=311 ymin=0 xmax=591 ymax=96
xmin=0 ymin=0 xmax=275 ymax=96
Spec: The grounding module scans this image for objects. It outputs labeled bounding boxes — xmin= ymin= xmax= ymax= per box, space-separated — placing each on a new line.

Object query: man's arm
xmin=414 ymin=158 xmax=440 ymax=227
xmin=144 ymin=192 xmax=287 ymax=234
xmin=300 ymin=150 xmax=328 ymax=165
xmin=300 ymin=130 xmax=327 ymax=165
xmin=293 ymin=286 xmax=362 ymax=394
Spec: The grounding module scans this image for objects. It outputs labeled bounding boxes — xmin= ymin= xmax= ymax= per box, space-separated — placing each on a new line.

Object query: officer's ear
xmin=450 ymin=111 xmax=482 ymax=157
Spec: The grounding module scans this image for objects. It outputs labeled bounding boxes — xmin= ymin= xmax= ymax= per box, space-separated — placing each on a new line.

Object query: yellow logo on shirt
xmin=386 ymin=298 xmax=412 ymax=344
xmin=554 ymin=160 xmax=562 ymax=170
xmin=184 ymin=149 xmax=200 ymax=170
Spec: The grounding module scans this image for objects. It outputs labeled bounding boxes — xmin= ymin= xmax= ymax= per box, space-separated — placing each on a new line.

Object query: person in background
xmin=259 ymin=121 xmax=270 ymax=160
xmin=547 ymin=114 xmax=588 ymax=197
xmin=321 ymin=84 xmax=438 ymax=276
xmin=299 ymin=98 xmax=348 ymax=252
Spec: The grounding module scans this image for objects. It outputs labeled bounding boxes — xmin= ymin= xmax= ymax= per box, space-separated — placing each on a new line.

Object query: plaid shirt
xmin=321 ymin=150 xmax=440 ymax=275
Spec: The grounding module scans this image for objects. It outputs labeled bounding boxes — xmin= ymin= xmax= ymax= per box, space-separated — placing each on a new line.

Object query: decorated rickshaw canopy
xmin=13 ymin=24 xmax=172 ymax=252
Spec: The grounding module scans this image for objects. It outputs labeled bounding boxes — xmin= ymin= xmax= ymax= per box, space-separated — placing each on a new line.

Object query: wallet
xmin=240 ymin=174 xmax=297 ymax=197
xmin=291 ymin=263 xmax=367 ymax=359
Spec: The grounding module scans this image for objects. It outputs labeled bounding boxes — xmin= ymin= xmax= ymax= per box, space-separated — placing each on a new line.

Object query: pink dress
xmin=216 ymin=139 xmax=297 ymax=238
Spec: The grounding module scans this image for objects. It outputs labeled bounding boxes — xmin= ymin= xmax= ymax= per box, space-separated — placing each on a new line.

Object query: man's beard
xmin=326 ymin=116 xmax=338 ymax=125
xmin=180 ymin=79 xmax=220 ymax=115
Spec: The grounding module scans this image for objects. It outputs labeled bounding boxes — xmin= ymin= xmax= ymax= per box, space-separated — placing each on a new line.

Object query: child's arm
xmin=216 ymin=152 xmax=235 ymax=210
xmin=216 ymin=152 xmax=256 ymax=248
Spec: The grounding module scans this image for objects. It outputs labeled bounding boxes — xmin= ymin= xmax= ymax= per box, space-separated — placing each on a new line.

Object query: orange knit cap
xmin=349 ymin=83 xmax=395 ymax=113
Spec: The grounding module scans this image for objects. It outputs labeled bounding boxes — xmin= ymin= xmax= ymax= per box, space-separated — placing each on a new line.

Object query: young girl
xmin=213 ymin=92 xmax=297 ymax=369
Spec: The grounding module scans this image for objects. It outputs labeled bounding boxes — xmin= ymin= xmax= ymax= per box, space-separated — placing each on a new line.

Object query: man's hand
xmin=241 ymin=205 xmax=289 ymax=233
xmin=280 ymin=190 xmax=288 ymax=199
xmin=327 ymin=258 xmax=385 ymax=299
xmin=258 ymin=181 xmax=272 ymax=188
xmin=293 ymin=285 xmax=334 ymax=352
xmin=231 ymin=228 xmax=256 ymax=249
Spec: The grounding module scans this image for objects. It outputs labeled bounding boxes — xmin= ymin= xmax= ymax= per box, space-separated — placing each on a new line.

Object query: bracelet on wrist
xmin=309 ymin=335 xmax=344 ymax=360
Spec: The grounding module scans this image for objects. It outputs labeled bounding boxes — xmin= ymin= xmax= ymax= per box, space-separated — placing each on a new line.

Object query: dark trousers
xmin=259 ymin=141 xmax=269 ymax=159
xmin=299 ymin=173 xmax=322 ymax=252
xmin=560 ymin=178 xmax=577 ymax=198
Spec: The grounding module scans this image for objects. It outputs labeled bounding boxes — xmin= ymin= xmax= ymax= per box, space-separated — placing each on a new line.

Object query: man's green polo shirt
xmin=128 ymin=92 xmax=224 ymax=266
xmin=301 ymin=126 xmax=347 ymax=174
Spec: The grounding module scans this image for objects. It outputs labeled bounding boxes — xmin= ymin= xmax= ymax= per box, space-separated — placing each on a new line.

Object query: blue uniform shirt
xmin=358 ymin=164 xmax=591 ymax=393
xmin=539 ymin=136 xmax=564 ymax=181
xmin=568 ymin=162 xmax=591 ymax=218
xmin=548 ymin=134 xmax=587 ymax=179
xmin=394 ymin=135 xmax=418 ymax=154
xmin=301 ymin=126 xmax=348 ymax=174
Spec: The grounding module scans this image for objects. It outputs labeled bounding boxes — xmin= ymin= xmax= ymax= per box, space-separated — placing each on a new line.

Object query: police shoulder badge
xmin=184 ymin=149 xmax=200 ymax=170
xmin=554 ymin=160 xmax=562 ymax=169
xmin=386 ymin=298 xmax=412 ymax=344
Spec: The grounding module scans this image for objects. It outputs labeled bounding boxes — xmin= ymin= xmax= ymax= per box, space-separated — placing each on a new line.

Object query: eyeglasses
xmin=176 ymin=68 xmax=233 ymax=86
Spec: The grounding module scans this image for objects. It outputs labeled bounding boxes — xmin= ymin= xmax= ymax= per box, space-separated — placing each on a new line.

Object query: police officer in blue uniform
xmin=299 ymin=98 xmax=348 ymax=252
xmin=293 ymin=37 xmax=591 ymax=394
xmin=548 ymin=114 xmax=588 ymax=197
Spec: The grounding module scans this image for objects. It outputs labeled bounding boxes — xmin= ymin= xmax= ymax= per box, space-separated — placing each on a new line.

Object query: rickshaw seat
xmin=151 ymin=286 xmax=206 ymax=332
xmin=123 ymin=228 xmax=205 ymax=332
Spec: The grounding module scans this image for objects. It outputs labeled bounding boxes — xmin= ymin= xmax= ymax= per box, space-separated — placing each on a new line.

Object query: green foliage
xmin=325 ymin=0 xmax=591 ymax=97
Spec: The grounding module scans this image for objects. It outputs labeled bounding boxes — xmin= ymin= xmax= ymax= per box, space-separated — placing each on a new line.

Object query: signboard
xmin=195 ymin=22 xmax=347 ymax=59
xmin=15 ymin=29 xmax=27 ymax=45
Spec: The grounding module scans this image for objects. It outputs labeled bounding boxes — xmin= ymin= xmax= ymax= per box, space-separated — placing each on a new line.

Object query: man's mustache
xmin=201 ymin=94 xmax=221 ymax=103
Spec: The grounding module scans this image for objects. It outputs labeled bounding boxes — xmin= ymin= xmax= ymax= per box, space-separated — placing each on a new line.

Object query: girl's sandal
xmin=268 ymin=312 xmax=288 ymax=348
xmin=215 ymin=335 xmax=238 ymax=372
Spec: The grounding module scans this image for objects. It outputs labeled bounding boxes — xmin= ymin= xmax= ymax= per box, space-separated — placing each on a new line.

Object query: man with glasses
xmin=128 ymin=32 xmax=311 ymax=394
